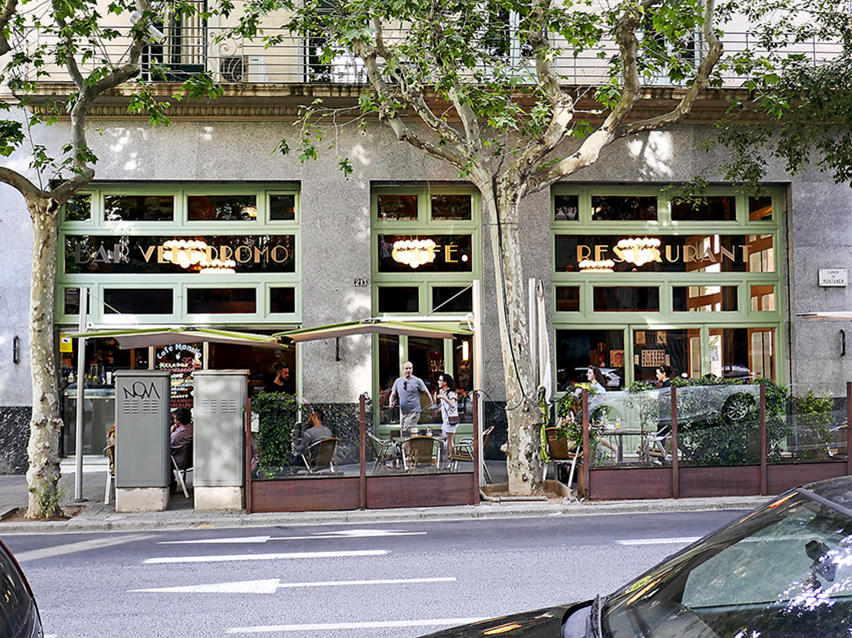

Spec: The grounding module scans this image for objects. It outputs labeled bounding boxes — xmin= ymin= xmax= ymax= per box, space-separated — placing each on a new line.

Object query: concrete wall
xmin=3 ymin=113 xmax=852 ymax=470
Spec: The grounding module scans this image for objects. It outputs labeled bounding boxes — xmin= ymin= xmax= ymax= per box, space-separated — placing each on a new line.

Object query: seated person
xmin=169 ymin=407 xmax=193 ymax=493
xmin=294 ymin=409 xmax=333 ymax=461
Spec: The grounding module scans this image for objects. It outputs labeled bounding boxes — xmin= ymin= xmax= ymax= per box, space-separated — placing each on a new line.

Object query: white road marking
xmin=616 ymin=537 xmax=700 ymax=546
xmin=14 ymin=534 xmax=155 ymax=563
xmin=144 ymin=549 xmax=388 ymax=564
xmin=160 ymin=529 xmax=427 ymax=545
xmin=227 ymin=618 xmax=489 ymax=633
xmin=131 ymin=576 xmax=455 ymax=594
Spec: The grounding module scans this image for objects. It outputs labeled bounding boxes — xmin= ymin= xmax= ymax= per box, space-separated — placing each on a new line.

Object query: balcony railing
xmin=22 ymin=23 xmax=845 ymax=88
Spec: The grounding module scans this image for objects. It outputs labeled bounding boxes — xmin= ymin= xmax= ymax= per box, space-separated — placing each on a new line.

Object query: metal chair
xmin=640 ymin=430 xmax=672 ymax=465
xmin=103 ymin=444 xmax=115 ymax=505
xmin=300 ymin=437 xmax=338 ymax=474
xmin=170 ymin=442 xmax=193 ymax=498
xmin=403 ymin=435 xmax=441 ymax=471
xmin=368 ymin=432 xmax=399 ymax=474
xmin=449 ymin=426 xmax=494 ymax=482
xmin=545 ymin=427 xmax=579 ymax=486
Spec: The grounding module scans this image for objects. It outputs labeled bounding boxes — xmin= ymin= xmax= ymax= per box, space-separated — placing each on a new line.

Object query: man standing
xmin=388 ymin=361 xmax=433 ymax=437
xmin=264 ymin=363 xmax=294 ymax=394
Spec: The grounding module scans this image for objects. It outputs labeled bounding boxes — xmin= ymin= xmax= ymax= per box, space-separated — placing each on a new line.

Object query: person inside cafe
xmin=264 ymin=363 xmax=294 ymax=394
xmin=388 ymin=361 xmax=434 ymax=438
xmin=169 ymin=407 xmax=193 ymax=493
xmin=293 ymin=409 xmax=333 ymax=461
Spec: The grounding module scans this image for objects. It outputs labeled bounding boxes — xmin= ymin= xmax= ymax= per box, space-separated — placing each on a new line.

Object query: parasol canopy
xmin=275 ymin=319 xmax=469 ymax=343
xmin=65 ymin=326 xmax=285 ymax=349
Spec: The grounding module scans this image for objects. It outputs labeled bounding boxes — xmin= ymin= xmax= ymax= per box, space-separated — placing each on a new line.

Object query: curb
xmin=0 ymin=495 xmax=771 ymax=535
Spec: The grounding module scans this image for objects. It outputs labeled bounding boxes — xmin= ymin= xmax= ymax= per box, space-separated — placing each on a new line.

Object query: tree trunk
xmin=25 ymin=196 xmax=63 ymax=519
xmin=476 ymin=175 xmax=544 ymax=495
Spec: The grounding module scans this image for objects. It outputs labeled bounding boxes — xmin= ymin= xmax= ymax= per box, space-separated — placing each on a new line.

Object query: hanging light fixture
xmin=392 ymin=238 xmax=438 ymax=269
xmin=198 ymin=257 xmax=237 ymax=275
xmin=617 ymin=237 xmax=661 ymax=267
xmin=579 ymin=259 xmax=615 ymax=273
xmin=162 ymin=239 xmax=208 ymax=269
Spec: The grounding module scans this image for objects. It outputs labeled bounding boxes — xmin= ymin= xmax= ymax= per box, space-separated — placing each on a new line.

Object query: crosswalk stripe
xmin=227 ymin=618 xmax=489 ymax=633
xmin=144 ymin=549 xmax=388 ymax=564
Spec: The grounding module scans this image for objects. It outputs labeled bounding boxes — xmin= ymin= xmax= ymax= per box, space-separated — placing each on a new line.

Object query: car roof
xmin=802 ymin=475 xmax=852 ymax=512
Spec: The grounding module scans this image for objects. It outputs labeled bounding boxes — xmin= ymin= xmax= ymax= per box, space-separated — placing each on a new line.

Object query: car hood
xmin=418 ymin=603 xmax=581 ymax=638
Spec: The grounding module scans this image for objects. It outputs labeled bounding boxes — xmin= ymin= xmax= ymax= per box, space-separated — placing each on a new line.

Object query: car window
xmin=0 ymin=545 xmax=34 ymax=636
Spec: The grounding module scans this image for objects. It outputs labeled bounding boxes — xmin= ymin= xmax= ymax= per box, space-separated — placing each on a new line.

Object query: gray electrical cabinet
xmin=113 ymin=370 xmax=171 ymax=512
xmin=193 ymin=370 xmax=249 ymax=510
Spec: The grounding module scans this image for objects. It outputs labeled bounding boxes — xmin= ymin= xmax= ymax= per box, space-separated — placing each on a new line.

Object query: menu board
xmin=156 ymin=343 xmax=203 ymax=410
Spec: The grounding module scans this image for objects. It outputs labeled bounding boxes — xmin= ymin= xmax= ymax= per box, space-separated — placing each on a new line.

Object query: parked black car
xmin=0 ymin=539 xmax=43 ymax=638
xmin=419 ymin=475 xmax=852 ymax=637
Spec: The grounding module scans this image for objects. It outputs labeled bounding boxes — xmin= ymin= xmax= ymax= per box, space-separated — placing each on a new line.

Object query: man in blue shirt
xmin=389 ymin=361 xmax=433 ymax=437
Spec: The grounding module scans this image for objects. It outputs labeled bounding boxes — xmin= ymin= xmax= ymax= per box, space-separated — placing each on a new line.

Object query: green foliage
xmin=554 ymin=383 xmax=607 ymax=450
xmin=251 ymin=392 xmax=298 ymax=469
xmin=793 ymin=390 xmax=835 ymax=460
xmin=27 ymin=485 xmax=65 ymax=520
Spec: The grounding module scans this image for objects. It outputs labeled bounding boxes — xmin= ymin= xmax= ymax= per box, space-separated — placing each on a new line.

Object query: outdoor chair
xmin=103 ymin=444 xmax=115 ymax=505
xmin=640 ymin=430 xmax=672 ymax=465
xmin=368 ymin=432 xmax=399 ymax=474
xmin=170 ymin=442 xmax=193 ymax=498
xmin=300 ymin=437 xmax=338 ymax=474
xmin=449 ymin=426 xmax=494 ymax=483
xmin=403 ymin=435 xmax=441 ymax=471
xmin=545 ymin=427 xmax=580 ymax=486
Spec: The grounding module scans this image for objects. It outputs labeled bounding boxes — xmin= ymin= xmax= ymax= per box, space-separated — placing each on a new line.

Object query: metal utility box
xmin=113 ymin=370 xmax=171 ymax=512
xmin=193 ymin=370 xmax=249 ymax=510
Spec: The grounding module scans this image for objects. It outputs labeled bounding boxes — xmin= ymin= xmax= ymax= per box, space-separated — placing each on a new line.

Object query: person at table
xmin=436 ymin=373 xmax=459 ymax=459
xmin=656 ymin=365 xmax=674 ymax=434
xmin=169 ymin=407 xmax=193 ymax=493
xmin=388 ymin=361 xmax=433 ymax=438
xmin=264 ymin=363 xmax=294 ymax=394
xmin=294 ymin=409 xmax=333 ymax=458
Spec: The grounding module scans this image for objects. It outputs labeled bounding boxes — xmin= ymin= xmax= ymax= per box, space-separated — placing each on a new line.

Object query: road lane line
xmin=616 ymin=537 xmax=700 ymax=546
xmin=227 ymin=618 xmax=489 ymax=633
xmin=144 ymin=549 xmax=388 ymax=564
xmin=131 ymin=576 xmax=456 ymax=594
xmin=14 ymin=534 xmax=155 ymax=563
xmin=160 ymin=530 xmax=427 ymax=544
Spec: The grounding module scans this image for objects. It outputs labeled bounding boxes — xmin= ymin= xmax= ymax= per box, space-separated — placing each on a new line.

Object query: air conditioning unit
xmin=245 ymin=55 xmax=268 ymax=83
xmin=219 ymin=55 xmax=268 ymax=83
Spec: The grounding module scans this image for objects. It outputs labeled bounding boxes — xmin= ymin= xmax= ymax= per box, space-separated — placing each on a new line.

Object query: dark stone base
xmin=0 ymin=407 xmax=30 ymax=475
xmin=482 ymin=401 xmax=508 ymax=460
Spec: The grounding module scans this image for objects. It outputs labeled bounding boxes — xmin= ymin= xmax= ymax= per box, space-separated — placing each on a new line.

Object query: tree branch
xmin=0 ymin=0 xmax=18 ymax=57
xmin=615 ymin=0 xmax=723 ymax=138
xmin=0 ymin=167 xmax=49 ymax=200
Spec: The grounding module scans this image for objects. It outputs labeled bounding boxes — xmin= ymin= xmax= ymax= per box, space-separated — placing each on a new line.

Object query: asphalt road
xmin=3 ymin=509 xmax=746 ymax=638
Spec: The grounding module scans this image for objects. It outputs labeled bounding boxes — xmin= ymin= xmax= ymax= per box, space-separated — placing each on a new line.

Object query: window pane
xmin=269 ymin=194 xmax=296 ymax=221
xmin=431 ymin=195 xmax=471 ymax=220
xmin=709 ymin=328 xmax=764 ymax=380
xmin=270 ymin=287 xmax=295 ymax=313
xmin=378 ymin=287 xmax=419 ymax=313
xmin=187 ymin=288 xmax=256 ymax=314
xmin=66 ymin=235 xmax=295 ymax=274
xmin=104 ymin=289 xmax=173 ymax=314
xmin=556 ymin=329 xmax=625 ymax=391
xmin=378 ymin=334 xmax=400 ymax=413
xmin=749 ymin=196 xmax=773 ymax=221
xmin=751 ymin=286 xmax=775 ymax=311
xmin=432 ymin=286 xmax=472 ymax=313
xmin=633 ymin=329 xmax=699 ymax=383
xmin=377 ymin=194 xmax=417 ymax=221
xmin=554 ymin=194 xmax=579 ymax=221
xmin=555 ymin=286 xmax=580 ymax=312
xmin=104 ymin=195 xmax=173 ymax=221
xmin=64 ymin=194 xmax=91 ymax=221
xmin=556 ymin=235 xmax=762 ymax=273
xmin=671 ymin=196 xmax=736 ymax=221
xmin=188 ymin=195 xmax=257 ymax=221
xmin=591 ymin=195 xmax=657 ymax=221
xmin=378 ymin=235 xmax=472 ymax=273
xmin=594 ymin=287 xmax=659 ymax=312
xmin=673 ymin=286 xmax=738 ymax=312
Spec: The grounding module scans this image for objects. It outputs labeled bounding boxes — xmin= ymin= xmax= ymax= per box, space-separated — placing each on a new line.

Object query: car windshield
xmin=602 ymin=490 xmax=852 ymax=638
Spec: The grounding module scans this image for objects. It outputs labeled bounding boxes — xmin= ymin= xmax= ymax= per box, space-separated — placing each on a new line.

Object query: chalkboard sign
xmin=156 ymin=343 xmax=203 ymax=410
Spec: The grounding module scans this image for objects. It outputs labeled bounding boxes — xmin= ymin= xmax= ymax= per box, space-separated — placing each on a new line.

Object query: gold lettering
xmin=254 ymin=246 xmax=269 ymax=263
xmin=140 ymin=246 xmax=156 ymax=262
xmin=220 ymin=246 xmax=233 ymax=262
xmin=650 ymin=247 xmax=663 ymax=263
xmin=206 ymin=246 xmax=218 ymax=262
xmin=720 ymin=245 xmax=735 ymax=262
xmin=445 ymin=244 xmax=458 ymax=262
xmin=612 ymin=246 xmax=627 ymax=262
xmin=271 ymin=246 xmax=289 ymax=262
xmin=684 ymin=245 xmax=699 ymax=262
xmin=702 ymin=246 xmax=718 ymax=262
xmin=235 ymin=246 xmax=252 ymax=263
xmin=577 ymin=245 xmax=591 ymax=262
xmin=739 ymin=245 xmax=750 ymax=261
xmin=157 ymin=246 xmax=167 ymax=263
xmin=594 ymin=245 xmax=608 ymax=262
xmin=665 ymin=245 xmax=680 ymax=262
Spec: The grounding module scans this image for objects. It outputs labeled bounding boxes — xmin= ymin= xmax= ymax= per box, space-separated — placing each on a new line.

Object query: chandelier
xmin=199 ymin=257 xmax=237 ymax=275
xmin=162 ymin=239 xmax=208 ymax=269
xmin=617 ymin=237 xmax=661 ymax=267
xmin=579 ymin=259 xmax=615 ymax=273
xmin=392 ymin=239 xmax=437 ymax=269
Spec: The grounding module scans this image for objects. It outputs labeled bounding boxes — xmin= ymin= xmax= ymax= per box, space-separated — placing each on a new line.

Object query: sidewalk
xmin=0 ymin=457 xmax=772 ymax=534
